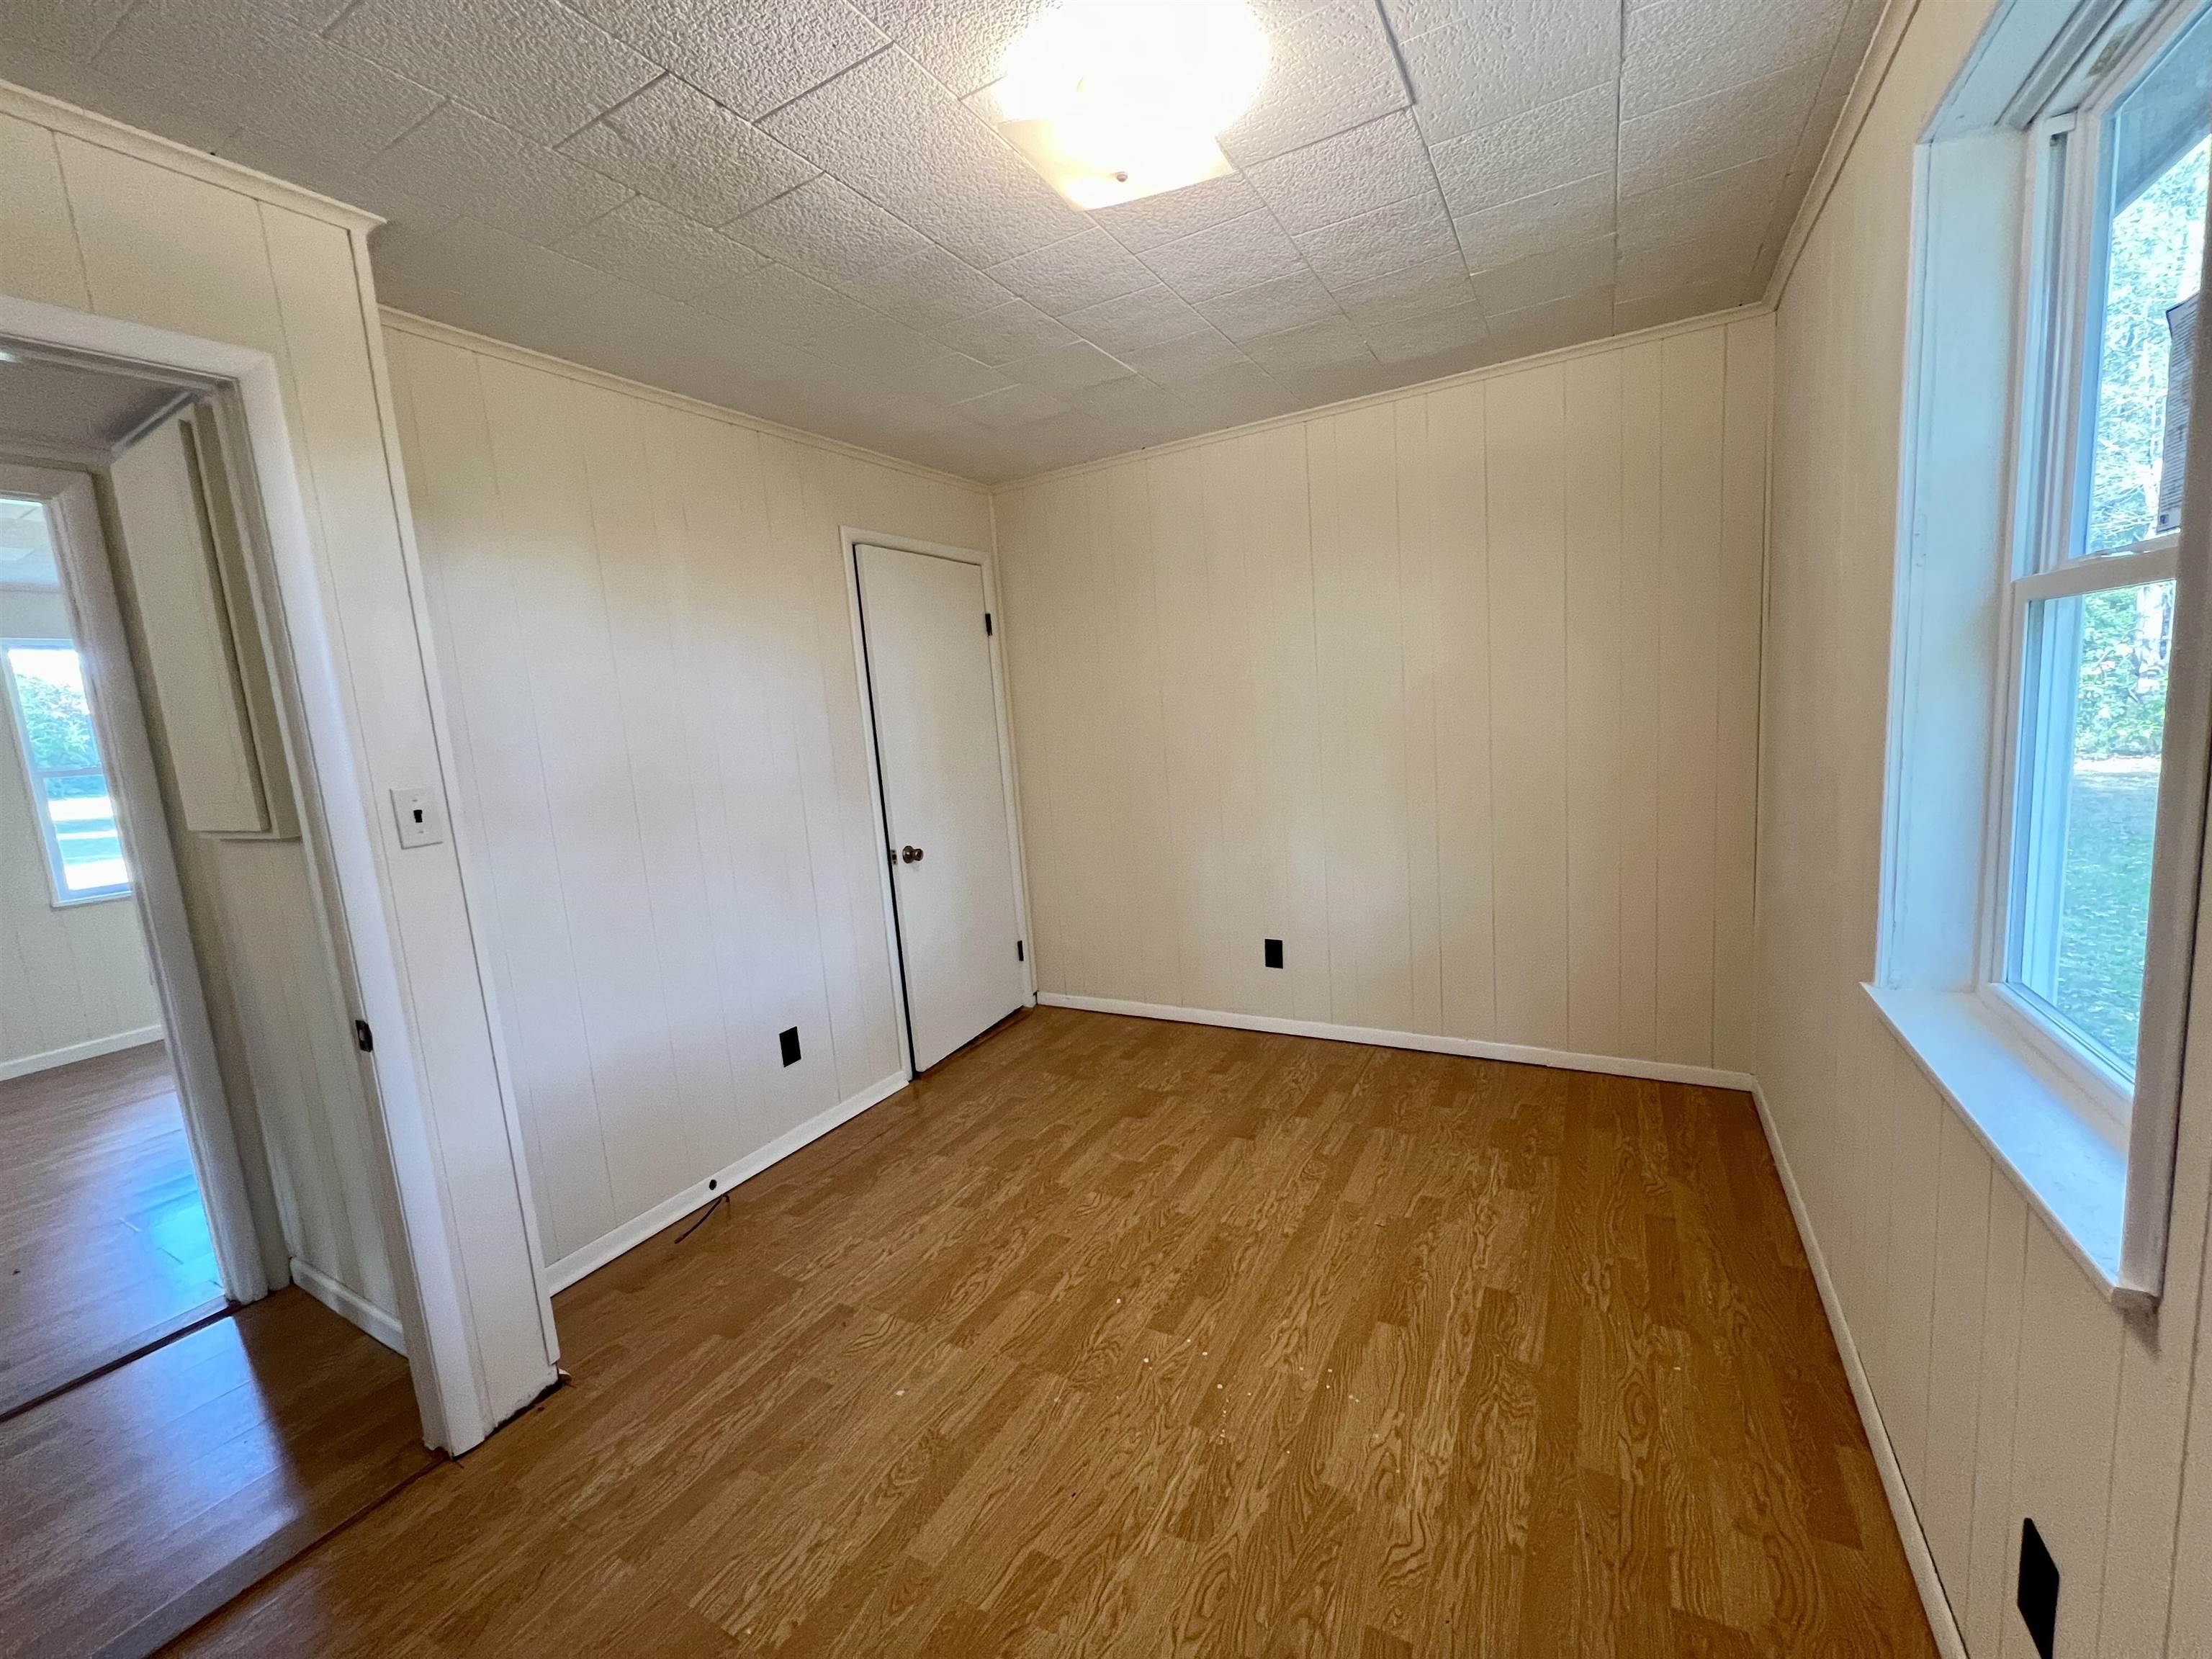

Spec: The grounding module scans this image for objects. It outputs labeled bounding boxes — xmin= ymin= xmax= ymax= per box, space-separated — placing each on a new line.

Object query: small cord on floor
xmin=675 ymin=1192 xmax=730 ymax=1245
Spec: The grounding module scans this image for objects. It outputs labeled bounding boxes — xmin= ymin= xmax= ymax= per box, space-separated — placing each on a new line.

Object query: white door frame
xmin=840 ymin=526 xmax=1036 ymax=1078
xmin=0 ymin=293 xmax=511 ymax=1454
xmin=0 ymin=460 xmax=271 ymax=1307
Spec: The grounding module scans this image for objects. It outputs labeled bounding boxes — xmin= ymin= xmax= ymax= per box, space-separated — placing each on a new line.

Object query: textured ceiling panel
xmin=0 ymin=0 xmax=1874 ymax=482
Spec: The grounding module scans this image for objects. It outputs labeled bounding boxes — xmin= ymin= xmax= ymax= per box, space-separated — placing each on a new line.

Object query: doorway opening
xmin=846 ymin=533 xmax=1034 ymax=1076
xmin=0 ymin=342 xmax=437 ymax=1655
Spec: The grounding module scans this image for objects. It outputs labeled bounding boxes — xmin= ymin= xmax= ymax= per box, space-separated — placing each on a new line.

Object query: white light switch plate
xmin=390 ymin=786 xmax=446 ymax=849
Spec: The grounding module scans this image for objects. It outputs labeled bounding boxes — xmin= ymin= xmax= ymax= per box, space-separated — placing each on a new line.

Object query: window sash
xmin=0 ymin=636 xmax=130 ymax=905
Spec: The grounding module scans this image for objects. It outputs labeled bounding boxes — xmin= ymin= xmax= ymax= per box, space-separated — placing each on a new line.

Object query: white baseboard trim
xmin=546 ymin=1070 xmax=911 ymax=1295
xmin=290 ymin=1256 xmax=406 ymax=1354
xmin=0 ymin=1025 xmax=164 ymax=1082
xmin=1748 ymin=1083 xmax=1969 ymax=1659
xmin=1038 ymin=993 xmax=1758 ymax=1092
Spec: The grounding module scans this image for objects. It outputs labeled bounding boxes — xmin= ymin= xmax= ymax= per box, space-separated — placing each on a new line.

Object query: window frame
xmin=0 ymin=633 xmax=131 ymax=907
xmin=1984 ymin=0 xmax=2208 ymax=1131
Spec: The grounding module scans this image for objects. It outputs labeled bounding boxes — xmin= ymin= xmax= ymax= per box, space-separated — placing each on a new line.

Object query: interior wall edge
xmin=289 ymin=1255 xmax=405 ymax=1354
xmin=1037 ymin=996 xmax=1758 ymax=1093
xmin=378 ymin=308 xmax=994 ymax=499
xmin=0 ymin=1025 xmax=165 ymax=1083
xmin=1763 ymin=0 xmax=1925 ymax=312
xmin=996 ymin=301 xmax=1777 ymax=494
xmin=544 ymin=1069 xmax=908 ymax=1296
xmin=0 ymin=79 xmax=380 ymax=234
xmin=1751 ymin=1079 xmax=1974 ymax=1659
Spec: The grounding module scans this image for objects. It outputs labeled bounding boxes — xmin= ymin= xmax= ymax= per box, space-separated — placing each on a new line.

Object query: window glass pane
xmin=2086 ymin=8 xmax=2212 ymax=556
xmin=2018 ymin=580 xmax=2176 ymax=1069
xmin=4 ymin=644 xmax=102 ymax=772
xmin=0 ymin=497 xmax=59 ymax=588
xmin=42 ymin=773 xmax=127 ymax=894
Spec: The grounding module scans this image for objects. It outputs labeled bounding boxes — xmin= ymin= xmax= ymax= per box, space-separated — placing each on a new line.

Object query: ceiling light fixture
xmin=980 ymin=1 xmax=1270 ymax=210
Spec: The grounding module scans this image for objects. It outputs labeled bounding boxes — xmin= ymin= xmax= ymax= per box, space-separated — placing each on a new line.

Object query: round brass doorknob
xmin=900 ymin=845 xmax=924 ymax=863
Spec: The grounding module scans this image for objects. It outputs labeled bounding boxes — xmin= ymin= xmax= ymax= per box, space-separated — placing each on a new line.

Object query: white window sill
xmin=1863 ymin=983 xmax=2150 ymax=1311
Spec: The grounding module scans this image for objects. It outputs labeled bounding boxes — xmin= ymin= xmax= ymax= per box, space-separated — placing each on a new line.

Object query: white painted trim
xmin=0 ymin=1025 xmax=163 ymax=1082
xmin=1037 ymin=994 xmax=1758 ymax=1092
xmin=378 ymin=311 xmax=992 ymax=497
xmin=1003 ymin=305 xmax=1776 ymax=490
xmin=1766 ymin=0 xmax=1923 ymax=310
xmin=544 ymin=1070 xmax=909 ymax=1295
xmin=0 ymin=79 xmax=382 ymax=233
xmin=1748 ymin=1081 xmax=1972 ymax=1659
xmin=840 ymin=526 xmax=1040 ymax=1084
xmin=290 ymin=1256 xmax=405 ymax=1354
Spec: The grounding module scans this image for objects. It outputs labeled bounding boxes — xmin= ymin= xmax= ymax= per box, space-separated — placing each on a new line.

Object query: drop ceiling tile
xmin=871 ymin=351 xmax=1010 ymax=403
xmin=1195 ymin=271 xmax=1343 ymax=342
xmin=1614 ymin=226 xmax=1758 ymax=302
xmin=1359 ymin=300 xmax=1494 ymax=364
xmin=1120 ymin=329 xmax=1257 ymax=386
xmin=1295 ymin=196 xmax=1461 ymax=293
xmin=1618 ymin=59 xmax=1820 ymax=197
xmin=956 ymin=382 xmax=1074 ymax=428
xmin=1065 ymin=374 xmax=1199 ymax=427
xmin=330 ymin=0 xmax=656 ymax=146
xmin=1088 ymin=171 xmax=1265 ymax=253
xmin=1617 ymin=153 xmax=1789 ymax=251
xmin=1241 ymin=316 xmax=1375 ymax=372
xmin=1620 ymin=0 xmax=1845 ymax=122
xmin=1428 ymin=82 xmax=1617 ymax=220
xmin=1400 ymin=0 xmax=1618 ymax=144
xmin=554 ymin=196 xmax=767 ymax=301
xmin=1470 ymin=234 xmax=1615 ymax=313
xmin=375 ymin=217 xmax=623 ymax=314
xmin=560 ymin=76 xmax=818 ymax=226
xmin=1140 ymin=210 xmax=1309 ymax=303
xmin=1059 ymin=285 xmax=1211 ymax=356
xmin=986 ymin=228 xmax=1156 ymax=317
xmin=1218 ymin=0 xmax=1411 ymax=166
xmin=369 ymin=102 xmax=634 ymax=243
xmin=93 ymin=0 xmax=439 ymax=171
xmin=1485 ymin=284 xmax=1615 ymax=356
xmin=1453 ymin=173 xmax=1614 ymax=271
xmin=927 ymin=297 xmax=1079 ymax=364
xmin=1001 ymin=341 xmax=1136 ymax=395
xmin=808 ymin=312 xmax=962 ymax=372
xmin=835 ymin=245 xmax=1013 ymax=328
xmin=1243 ymin=112 xmax=1437 ymax=236
xmin=1 ymin=0 xmax=131 ymax=60
xmin=565 ymin=0 xmax=887 ymax=120
xmin=695 ymin=260 xmax=886 ymax=344
xmin=1332 ymin=254 xmax=1479 ymax=323
xmin=1614 ymin=275 xmax=1743 ymax=333
xmin=871 ymin=0 xmax=1050 ymax=96
xmin=0 ymin=37 xmax=240 ymax=153
xmin=729 ymin=175 xmax=935 ymax=284
xmin=760 ymin=47 xmax=1083 ymax=264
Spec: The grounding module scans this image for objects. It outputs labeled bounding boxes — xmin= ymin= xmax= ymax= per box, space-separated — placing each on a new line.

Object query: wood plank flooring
xmin=0 ymin=1043 xmax=225 ymax=1416
xmin=166 ymin=1008 xmax=1936 ymax=1657
xmin=1 ymin=1287 xmax=436 ymax=1659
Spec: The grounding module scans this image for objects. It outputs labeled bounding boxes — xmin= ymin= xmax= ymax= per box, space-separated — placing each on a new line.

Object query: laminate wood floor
xmin=1 ymin=1286 xmax=436 ymax=1659
xmin=168 ymin=1007 xmax=1936 ymax=1658
xmin=0 ymin=1043 xmax=224 ymax=1416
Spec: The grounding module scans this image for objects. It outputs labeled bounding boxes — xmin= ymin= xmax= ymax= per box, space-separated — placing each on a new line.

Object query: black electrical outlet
xmin=1264 ymin=938 xmax=1284 ymax=969
xmin=779 ymin=1026 xmax=801 ymax=1067
xmin=2018 ymin=1518 xmax=2058 ymax=1659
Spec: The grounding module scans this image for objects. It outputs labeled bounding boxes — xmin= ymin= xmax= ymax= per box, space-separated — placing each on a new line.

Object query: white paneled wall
xmin=384 ymin=315 xmax=994 ymax=1279
xmin=994 ymin=312 xmax=1769 ymax=1082
xmin=1762 ymin=2 xmax=2212 ymax=1655
xmin=0 ymin=585 xmax=163 ymax=1076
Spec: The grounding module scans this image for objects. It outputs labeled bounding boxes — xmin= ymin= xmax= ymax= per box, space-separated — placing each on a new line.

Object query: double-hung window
xmin=1 ymin=635 xmax=131 ymax=904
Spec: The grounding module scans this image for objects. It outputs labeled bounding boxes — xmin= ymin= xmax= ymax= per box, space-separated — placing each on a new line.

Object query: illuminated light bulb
xmin=980 ymin=0 xmax=1270 ymax=209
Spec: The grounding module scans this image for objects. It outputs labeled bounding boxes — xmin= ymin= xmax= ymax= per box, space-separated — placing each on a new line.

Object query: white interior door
xmin=857 ymin=543 xmax=1026 ymax=1071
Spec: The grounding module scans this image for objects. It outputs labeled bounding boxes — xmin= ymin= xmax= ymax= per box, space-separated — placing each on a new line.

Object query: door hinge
xmin=984 ymin=611 xmax=993 ymax=635
xmin=354 ymin=1018 xmax=374 ymax=1053
xmin=1016 ymin=939 xmax=1025 ymax=962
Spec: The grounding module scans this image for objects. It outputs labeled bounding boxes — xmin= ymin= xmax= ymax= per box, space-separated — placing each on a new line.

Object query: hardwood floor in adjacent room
xmin=0 ymin=1041 xmax=224 ymax=1415
xmin=168 ymin=1007 xmax=1936 ymax=1658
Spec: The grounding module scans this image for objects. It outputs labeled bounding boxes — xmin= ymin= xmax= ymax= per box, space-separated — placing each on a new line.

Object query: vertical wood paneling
xmin=387 ymin=328 xmax=990 ymax=1270
xmin=1713 ymin=320 xmax=1768 ymax=1075
xmin=1483 ymin=367 xmax=1571 ymax=1048
xmin=1923 ymin=1109 xmax=1992 ymax=1604
xmin=994 ymin=318 xmax=1766 ymax=1074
